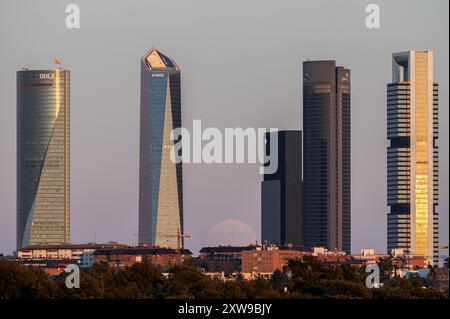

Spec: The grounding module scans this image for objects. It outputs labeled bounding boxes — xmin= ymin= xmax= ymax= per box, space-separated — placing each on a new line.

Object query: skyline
xmin=8 ymin=51 xmax=444 ymax=260
xmin=0 ymin=0 xmax=448 ymax=256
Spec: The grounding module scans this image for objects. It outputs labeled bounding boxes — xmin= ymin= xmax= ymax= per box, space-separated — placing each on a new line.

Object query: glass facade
xmin=17 ymin=69 xmax=70 ymax=249
xmin=414 ymin=52 xmax=430 ymax=258
xmin=302 ymin=61 xmax=351 ymax=254
xmin=387 ymin=51 xmax=439 ymax=265
xmin=139 ymin=49 xmax=183 ymax=248
xmin=261 ymin=131 xmax=303 ymax=245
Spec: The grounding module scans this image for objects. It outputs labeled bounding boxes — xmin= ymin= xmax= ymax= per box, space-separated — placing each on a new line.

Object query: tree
xmin=163 ymin=265 xmax=210 ymax=298
xmin=242 ymin=277 xmax=279 ymax=299
xmin=271 ymin=269 xmax=289 ymax=293
xmin=0 ymin=260 xmax=57 ymax=299
xmin=377 ymin=255 xmax=394 ymax=281
xmin=1 ymin=257 xmax=448 ymax=300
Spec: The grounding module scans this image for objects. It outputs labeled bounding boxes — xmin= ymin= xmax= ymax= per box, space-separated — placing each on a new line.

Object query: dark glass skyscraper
xmin=17 ymin=68 xmax=71 ymax=249
xmin=387 ymin=51 xmax=439 ymax=265
xmin=139 ymin=48 xmax=183 ymax=248
xmin=261 ymin=130 xmax=303 ymax=245
xmin=303 ymin=61 xmax=351 ymax=253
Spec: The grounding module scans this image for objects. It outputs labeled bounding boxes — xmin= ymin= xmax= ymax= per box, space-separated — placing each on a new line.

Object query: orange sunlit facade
xmin=414 ymin=52 xmax=431 ymax=258
xmin=387 ymin=51 xmax=439 ymax=265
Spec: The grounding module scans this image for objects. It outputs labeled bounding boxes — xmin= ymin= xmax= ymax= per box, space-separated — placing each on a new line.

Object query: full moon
xmin=207 ymin=219 xmax=257 ymax=246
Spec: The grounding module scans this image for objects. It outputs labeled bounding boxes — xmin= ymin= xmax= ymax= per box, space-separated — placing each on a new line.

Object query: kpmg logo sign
xmin=152 ymin=73 xmax=165 ymax=78
xmin=39 ymin=73 xmax=55 ymax=80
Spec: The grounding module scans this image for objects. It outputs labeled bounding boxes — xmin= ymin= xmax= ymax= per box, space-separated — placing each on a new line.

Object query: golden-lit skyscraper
xmin=17 ymin=68 xmax=71 ymax=249
xmin=387 ymin=51 xmax=439 ymax=265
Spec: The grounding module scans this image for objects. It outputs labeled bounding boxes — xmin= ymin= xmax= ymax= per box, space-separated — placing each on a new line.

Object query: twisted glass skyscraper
xmin=17 ymin=69 xmax=71 ymax=249
xmin=387 ymin=51 xmax=439 ymax=265
xmin=139 ymin=48 xmax=183 ymax=248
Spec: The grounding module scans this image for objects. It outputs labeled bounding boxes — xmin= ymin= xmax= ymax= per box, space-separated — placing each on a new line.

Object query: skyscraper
xmin=303 ymin=61 xmax=351 ymax=253
xmin=17 ymin=68 xmax=71 ymax=249
xmin=139 ymin=48 xmax=183 ymax=248
xmin=261 ymin=130 xmax=303 ymax=245
xmin=387 ymin=51 xmax=439 ymax=265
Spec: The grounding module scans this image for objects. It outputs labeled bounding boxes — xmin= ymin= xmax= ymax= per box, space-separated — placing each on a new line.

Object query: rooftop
xmin=93 ymin=247 xmax=192 ymax=256
xmin=142 ymin=48 xmax=179 ymax=71
xmin=19 ymin=242 xmax=128 ymax=251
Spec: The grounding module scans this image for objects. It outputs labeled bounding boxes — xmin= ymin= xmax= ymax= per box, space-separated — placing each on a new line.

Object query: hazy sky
xmin=0 ymin=0 xmax=448 ymax=256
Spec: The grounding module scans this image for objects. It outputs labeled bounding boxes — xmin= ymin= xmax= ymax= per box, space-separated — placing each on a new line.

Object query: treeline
xmin=0 ymin=256 xmax=447 ymax=299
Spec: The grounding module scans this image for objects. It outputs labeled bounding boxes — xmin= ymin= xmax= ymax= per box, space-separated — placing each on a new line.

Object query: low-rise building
xmin=18 ymin=259 xmax=78 ymax=276
xmin=352 ymin=249 xmax=387 ymax=265
xmin=198 ymin=245 xmax=258 ymax=272
xmin=241 ymin=245 xmax=309 ymax=273
xmin=240 ymin=272 xmax=273 ymax=280
xmin=351 ymin=248 xmax=426 ymax=273
xmin=80 ymin=252 xmax=94 ymax=268
xmin=390 ymin=249 xmax=426 ymax=269
xmin=17 ymin=242 xmax=128 ymax=262
xmin=93 ymin=247 xmax=192 ymax=269
xmin=312 ymin=247 xmax=346 ymax=258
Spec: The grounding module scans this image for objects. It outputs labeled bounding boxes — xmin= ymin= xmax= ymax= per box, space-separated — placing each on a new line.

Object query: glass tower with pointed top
xmin=17 ymin=69 xmax=71 ymax=249
xmin=387 ymin=51 xmax=439 ymax=265
xmin=139 ymin=48 xmax=183 ymax=248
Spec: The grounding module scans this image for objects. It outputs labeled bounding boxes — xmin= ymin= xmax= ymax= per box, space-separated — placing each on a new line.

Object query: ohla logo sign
xmin=39 ymin=73 xmax=55 ymax=80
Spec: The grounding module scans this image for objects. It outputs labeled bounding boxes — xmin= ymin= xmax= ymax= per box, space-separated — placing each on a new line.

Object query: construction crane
xmin=160 ymin=228 xmax=192 ymax=264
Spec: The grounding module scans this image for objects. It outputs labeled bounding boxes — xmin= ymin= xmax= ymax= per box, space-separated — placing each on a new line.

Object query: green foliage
xmin=163 ymin=265 xmax=209 ymax=298
xmin=184 ymin=257 xmax=236 ymax=274
xmin=0 ymin=258 xmax=447 ymax=299
xmin=372 ymin=275 xmax=447 ymax=299
xmin=376 ymin=255 xmax=394 ymax=281
xmin=0 ymin=260 xmax=56 ymax=299
xmin=271 ymin=269 xmax=289 ymax=292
